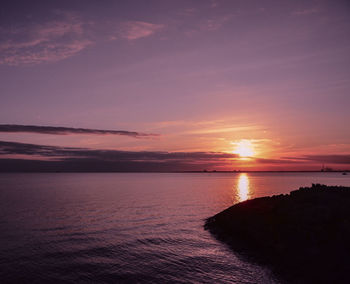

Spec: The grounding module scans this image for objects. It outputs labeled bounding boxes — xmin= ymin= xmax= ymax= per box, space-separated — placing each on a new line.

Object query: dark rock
xmin=205 ymin=184 xmax=350 ymax=283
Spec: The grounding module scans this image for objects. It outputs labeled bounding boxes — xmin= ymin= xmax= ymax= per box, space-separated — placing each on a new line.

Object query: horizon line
xmin=0 ymin=170 xmax=348 ymax=173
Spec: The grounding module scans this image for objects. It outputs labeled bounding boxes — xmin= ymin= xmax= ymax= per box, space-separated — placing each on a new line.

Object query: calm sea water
xmin=1 ymin=172 xmax=349 ymax=283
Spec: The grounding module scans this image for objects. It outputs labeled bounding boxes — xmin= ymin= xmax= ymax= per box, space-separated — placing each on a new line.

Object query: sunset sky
xmin=1 ymin=0 xmax=349 ymax=171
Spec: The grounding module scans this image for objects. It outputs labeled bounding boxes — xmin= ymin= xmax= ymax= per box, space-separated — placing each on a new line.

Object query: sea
xmin=1 ymin=172 xmax=349 ymax=283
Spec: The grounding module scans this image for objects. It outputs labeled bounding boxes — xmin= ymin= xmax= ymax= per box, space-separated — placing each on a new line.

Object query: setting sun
xmin=233 ymin=140 xmax=255 ymax=158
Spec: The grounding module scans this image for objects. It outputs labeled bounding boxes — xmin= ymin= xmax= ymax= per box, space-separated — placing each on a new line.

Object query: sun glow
xmin=233 ymin=139 xmax=255 ymax=158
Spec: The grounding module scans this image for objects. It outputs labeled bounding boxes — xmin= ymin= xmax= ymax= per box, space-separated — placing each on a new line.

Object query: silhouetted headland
xmin=205 ymin=184 xmax=350 ymax=283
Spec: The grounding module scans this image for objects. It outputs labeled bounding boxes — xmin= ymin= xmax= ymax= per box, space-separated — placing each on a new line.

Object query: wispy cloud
xmin=0 ymin=140 xmax=237 ymax=172
xmin=117 ymin=21 xmax=164 ymax=40
xmin=0 ymin=11 xmax=166 ymax=65
xmin=188 ymin=125 xmax=259 ymax=135
xmin=292 ymin=8 xmax=319 ymax=16
xmin=210 ymin=0 xmax=219 ymax=8
xmin=1 ymin=140 xmax=349 ymax=172
xmin=253 ymin=158 xmax=306 ymax=165
xmin=284 ymin=155 xmax=350 ymax=164
xmin=0 ymin=140 xmax=235 ymax=160
xmin=183 ymin=14 xmax=233 ymax=37
xmin=0 ymin=125 xmax=158 ymax=138
xmin=0 ymin=11 xmax=92 ymax=66
xmin=201 ymin=15 xmax=232 ymax=31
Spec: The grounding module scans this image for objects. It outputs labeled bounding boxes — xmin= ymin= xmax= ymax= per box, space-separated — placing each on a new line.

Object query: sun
xmin=233 ymin=140 xmax=255 ymax=158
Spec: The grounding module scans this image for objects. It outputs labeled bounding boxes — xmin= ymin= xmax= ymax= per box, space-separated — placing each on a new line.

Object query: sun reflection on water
xmin=237 ymin=173 xmax=250 ymax=202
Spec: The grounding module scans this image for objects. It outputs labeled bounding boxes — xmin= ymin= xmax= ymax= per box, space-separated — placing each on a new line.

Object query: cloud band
xmin=0 ymin=124 xmax=158 ymax=138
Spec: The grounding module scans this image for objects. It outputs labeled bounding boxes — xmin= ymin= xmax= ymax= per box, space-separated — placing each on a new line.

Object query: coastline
xmin=205 ymin=184 xmax=350 ymax=283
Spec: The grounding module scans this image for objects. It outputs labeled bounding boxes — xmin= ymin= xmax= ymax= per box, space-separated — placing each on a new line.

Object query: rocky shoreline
xmin=205 ymin=184 xmax=350 ymax=283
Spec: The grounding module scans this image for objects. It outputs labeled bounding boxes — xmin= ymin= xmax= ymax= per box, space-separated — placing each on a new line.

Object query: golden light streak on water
xmin=237 ymin=173 xmax=250 ymax=202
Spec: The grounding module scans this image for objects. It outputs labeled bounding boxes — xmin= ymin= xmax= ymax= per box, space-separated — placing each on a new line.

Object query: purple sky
xmin=0 ymin=0 xmax=350 ymax=171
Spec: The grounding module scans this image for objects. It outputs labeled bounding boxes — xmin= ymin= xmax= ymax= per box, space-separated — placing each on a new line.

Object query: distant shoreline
xmin=0 ymin=170 xmax=348 ymax=173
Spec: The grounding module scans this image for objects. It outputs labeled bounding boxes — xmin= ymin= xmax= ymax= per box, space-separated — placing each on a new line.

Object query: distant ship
xmin=321 ymin=164 xmax=333 ymax=172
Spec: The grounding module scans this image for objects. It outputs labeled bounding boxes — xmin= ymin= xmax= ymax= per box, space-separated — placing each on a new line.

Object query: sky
xmin=0 ymin=0 xmax=350 ymax=171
